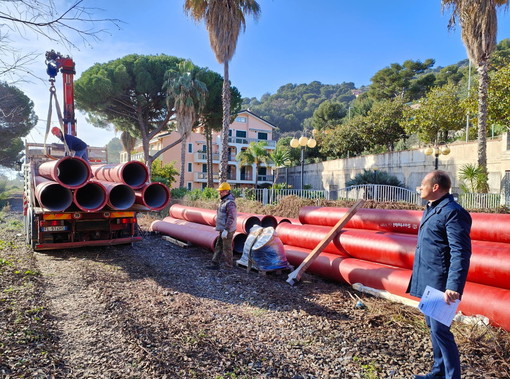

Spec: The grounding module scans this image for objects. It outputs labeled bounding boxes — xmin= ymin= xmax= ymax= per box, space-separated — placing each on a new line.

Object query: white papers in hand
xmin=418 ymin=285 xmax=460 ymax=327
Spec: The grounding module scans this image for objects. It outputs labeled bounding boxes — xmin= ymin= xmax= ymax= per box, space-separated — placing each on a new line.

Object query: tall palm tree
xmin=184 ymin=0 xmax=260 ymax=183
xmin=164 ymin=60 xmax=207 ymax=188
xmin=120 ymin=131 xmax=137 ymax=162
xmin=442 ymin=0 xmax=508 ymax=191
xmin=237 ymin=141 xmax=269 ymax=188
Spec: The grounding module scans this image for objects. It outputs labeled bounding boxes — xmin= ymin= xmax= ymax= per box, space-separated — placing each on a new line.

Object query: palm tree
xmin=164 ymin=60 xmax=207 ymax=188
xmin=442 ymin=0 xmax=508 ymax=192
xmin=120 ymin=131 xmax=137 ymax=162
xmin=269 ymin=147 xmax=291 ymax=185
xmin=184 ymin=0 xmax=260 ymax=183
xmin=237 ymin=141 xmax=269 ymax=188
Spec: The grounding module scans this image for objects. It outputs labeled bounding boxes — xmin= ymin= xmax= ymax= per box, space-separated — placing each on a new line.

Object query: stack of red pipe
xmin=276 ymin=206 xmax=510 ymax=331
xmin=34 ymin=157 xmax=170 ymax=212
xmin=151 ymin=204 xmax=287 ymax=254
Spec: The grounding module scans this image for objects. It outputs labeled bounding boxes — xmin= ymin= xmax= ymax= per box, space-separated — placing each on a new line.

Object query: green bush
xmin=346 ymin=169 xmax=404 ymax=187
xmin=170 ymin=188 xmax=188 ymax=199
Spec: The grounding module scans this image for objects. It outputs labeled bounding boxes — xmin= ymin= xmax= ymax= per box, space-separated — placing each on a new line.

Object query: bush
xmin=170 ymin=188 xmax=188 ymax=199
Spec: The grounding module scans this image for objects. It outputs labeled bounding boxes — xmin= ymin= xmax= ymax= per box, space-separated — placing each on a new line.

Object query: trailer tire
xmin=24 ymin=207 xmax=36 ymax=250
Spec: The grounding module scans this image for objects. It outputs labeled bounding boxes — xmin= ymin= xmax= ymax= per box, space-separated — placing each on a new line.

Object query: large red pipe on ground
xmin=38 ymin=156 xmax=91 ymax=189
xmin=277 ymin=223 xmax=510 ymax=290
xmin=92 ymin=180 xmax=135 ymax=210
xmin=73 ymin=181 xmax=108 ymax=212
xmin=298 ymin=206 xmax=510 ymax=243
xmin=169 ymin=205 xmax=260 ymax=234
xmin=169 ymin=204 xmax=216 ymax=226
xmin=34 ymin=176 xmax=73 ymax=211
xmin=284 ymin=246 xmax=510 ymax=331
xmin=150 ymin=217 xmax=218 ymax=251
xmin=91 ymin=161 xmax=149 ymax=189
xmin=253 ymin=214 xmax=278 ymax=228
xmin=135 ymin=182 xmax=170 ymax=211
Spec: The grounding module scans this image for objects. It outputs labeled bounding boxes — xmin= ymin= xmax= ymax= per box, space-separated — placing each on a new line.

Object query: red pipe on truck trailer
xmin=73 ymin=181 xmax=108 ymax=212
xmin=91 ymin=161 xmax=149 ymax=189
xmin=34 ymin=176 xmax=73 ymax=211
xmin=38 ymin=156 xmax=91 ymax=189
xmin=134 ymin=182 xmax=170 ymax=211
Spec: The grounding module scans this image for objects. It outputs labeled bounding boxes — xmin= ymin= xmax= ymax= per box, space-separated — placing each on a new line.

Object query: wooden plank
xmin=286 ymin=199 xmax=365 ymax=286
xmin=161 ymin=235 xmax=191 ymax=248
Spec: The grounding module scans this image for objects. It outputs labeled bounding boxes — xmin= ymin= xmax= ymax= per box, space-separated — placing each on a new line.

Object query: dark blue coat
xmin=407 ymin=194 xmax=472 ymax=299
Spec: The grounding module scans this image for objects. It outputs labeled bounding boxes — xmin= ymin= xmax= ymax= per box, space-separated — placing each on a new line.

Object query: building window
xmin=188 ymin=143 xmax=193 ymax=153
xmin=202 ymin=183 xmax=207 ymax=189
xmin=187 ymin=162 xmax=192 ymax=172
xmin=258 ymin=132 xmax=268 ymax=140
xmin=202 ymin=164 xmax=207 ymax=173
xmin=236 ymin=116 xmax=247 ymax=123
xmin=187 ymin=182 xmax=192 ymax=190
xmin=236 ymin=130 xmax=247 ymax=138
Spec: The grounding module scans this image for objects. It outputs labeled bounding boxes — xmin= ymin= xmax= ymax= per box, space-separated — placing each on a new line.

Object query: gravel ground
xmin=1 ymin=195 xmax=509 ymax=378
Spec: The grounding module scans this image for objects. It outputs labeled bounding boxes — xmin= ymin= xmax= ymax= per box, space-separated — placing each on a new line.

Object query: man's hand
xmin=221 ymin=230 xmax=228 ymax=239
xmin=444 ymin=289 xmax=461 ymax=305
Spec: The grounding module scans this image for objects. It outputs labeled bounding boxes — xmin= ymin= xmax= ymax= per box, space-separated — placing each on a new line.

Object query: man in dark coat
xmin=51 ymin=127 xmax=89 ymax=161
xmin=408 ymin=170 xmax=472 ymax=379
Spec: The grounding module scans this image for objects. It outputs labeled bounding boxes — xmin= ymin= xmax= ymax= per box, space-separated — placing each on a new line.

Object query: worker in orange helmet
xmin=51 ymin=127 xmax=89 ymax=161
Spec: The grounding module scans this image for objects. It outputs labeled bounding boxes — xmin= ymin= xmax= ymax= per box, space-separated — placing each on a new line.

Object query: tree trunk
xmin=179 ymin=136 xmax=187 ymax=188
xmin=220 ymin=61 xmax=231 ymax=183
xmin=206 ymin=128 xmax=213 ymax=187
xmin=254 ymin=164 xmax=258 ymax=189
xmin=477 ymin=60 xmax=490 ymax=193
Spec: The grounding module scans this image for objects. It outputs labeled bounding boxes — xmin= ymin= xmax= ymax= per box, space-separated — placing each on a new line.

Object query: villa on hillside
xmin=122 ymin=110 xmax=277 ymax=189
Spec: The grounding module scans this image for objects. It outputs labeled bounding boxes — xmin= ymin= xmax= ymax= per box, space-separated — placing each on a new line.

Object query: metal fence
xmin=457 ymin=193 xmax=502 ymax=209
xmin=237 ymin=185 xmax=507 ymax=209
xmin=336 ymin=184 xmax=423 ymax=205
xmin=238 ymin=188 xmax=327 ymax=205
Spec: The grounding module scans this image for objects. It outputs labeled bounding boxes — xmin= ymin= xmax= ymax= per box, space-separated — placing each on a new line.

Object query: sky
xmin=12 ymin=0 xmax=510 ymax=149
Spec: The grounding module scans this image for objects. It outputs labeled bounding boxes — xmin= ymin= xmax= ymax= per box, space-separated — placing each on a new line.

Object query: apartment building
xmin=126 ymin=110 xmax=277 ymax=189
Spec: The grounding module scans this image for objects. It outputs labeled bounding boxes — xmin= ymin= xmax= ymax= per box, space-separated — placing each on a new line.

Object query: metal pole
xmin=434 ymin=153 xmax=439 ymax=170
xmin=300 ymin=147 xmax=305 ymax=190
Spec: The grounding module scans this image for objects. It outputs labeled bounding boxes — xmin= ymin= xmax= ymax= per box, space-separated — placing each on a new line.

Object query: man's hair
xmin=429 ymin=170 xmax=451 ymax=191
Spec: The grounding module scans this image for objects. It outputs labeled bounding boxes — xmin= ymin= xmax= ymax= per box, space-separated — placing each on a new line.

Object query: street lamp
xmin=290 ymin=134 xmax=317 ymax=190
xmin=424 ymin=145 xmax=450 ymax=170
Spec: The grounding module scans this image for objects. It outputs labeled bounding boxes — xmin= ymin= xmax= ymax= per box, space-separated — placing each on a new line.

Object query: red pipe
xmin=299 ymin=206 xmax=510 ymax=243
xmin=274 ymin=217 xmax=302 ymax=225
xmin=233 ymin=232 xmax=247 ymax=253
xmin=134 ymin=182 xmax=170 ymax=211
xmin=92 ymin=180 xmax=135 ymax=210
xmin=91 ymin=161 xmax=149 ymax=189
xmin=277 ymin=223 xmax=510 ymax=290
xmin=168 ymin=205 xmax=260 ymax=234
xmin=169 ymin=204 xmax=216 ymax=226
xmin=38 ymin=156 xmax=91 ymax=189
xmin=252 ymin=214 xmax=278 ymax=228
xmin=34 ymin=176 xmax=73 ymax=211
xmin=151 ymin=217 xmax=218 ymax=251
xmin=284 ymin=246 xmax=510 ymax=331
xmin=73 ymin=181 xmax=108 ymax=212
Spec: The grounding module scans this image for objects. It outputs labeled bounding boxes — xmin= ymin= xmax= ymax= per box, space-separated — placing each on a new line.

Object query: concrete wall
xmin=282 ymin=133 xmax=510 ymax=194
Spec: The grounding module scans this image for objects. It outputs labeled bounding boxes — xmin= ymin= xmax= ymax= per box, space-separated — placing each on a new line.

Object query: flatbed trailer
xmin=23 ymin=143 xmax=142 ymax=251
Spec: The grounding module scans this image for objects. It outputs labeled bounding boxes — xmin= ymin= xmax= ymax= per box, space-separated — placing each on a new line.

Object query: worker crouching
xmin=208 ymin=182 xmax=237 ymax=270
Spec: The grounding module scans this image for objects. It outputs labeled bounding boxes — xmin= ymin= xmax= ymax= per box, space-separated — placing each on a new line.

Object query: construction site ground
xmin=1 ymin=194 xmax=509 ymax=378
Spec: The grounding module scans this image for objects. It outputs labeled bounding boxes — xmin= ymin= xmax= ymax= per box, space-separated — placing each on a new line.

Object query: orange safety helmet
xmin=51 ymin=127 xmax=61 ymax=136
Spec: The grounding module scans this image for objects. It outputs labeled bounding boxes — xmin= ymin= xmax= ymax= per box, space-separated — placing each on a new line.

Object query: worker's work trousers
xmin=212 ymin=231 xmax=234 ymax=268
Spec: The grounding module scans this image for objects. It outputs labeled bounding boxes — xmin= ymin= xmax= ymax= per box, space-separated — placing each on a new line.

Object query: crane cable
xmin=44 ymin=79 xmax=71 ymax=159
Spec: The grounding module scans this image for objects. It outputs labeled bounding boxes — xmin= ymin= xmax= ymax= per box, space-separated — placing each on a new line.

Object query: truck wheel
xmin=25 ymin=207 xmax=36 ymax=249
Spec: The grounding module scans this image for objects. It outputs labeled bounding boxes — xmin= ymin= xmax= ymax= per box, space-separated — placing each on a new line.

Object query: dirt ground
xmin=1 ymin=195 xmax=509 ymax=378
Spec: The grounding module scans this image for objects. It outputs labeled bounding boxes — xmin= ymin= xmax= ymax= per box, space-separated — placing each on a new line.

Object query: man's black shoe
xmin=413 ymin=374 xmax=446 ymax=379
xmin=206 ymin=264 xmax=219 ymax=270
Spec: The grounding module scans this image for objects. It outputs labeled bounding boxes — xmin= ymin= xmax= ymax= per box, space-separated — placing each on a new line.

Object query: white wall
xmin=283 ymin=133 xmax=510 ymax=194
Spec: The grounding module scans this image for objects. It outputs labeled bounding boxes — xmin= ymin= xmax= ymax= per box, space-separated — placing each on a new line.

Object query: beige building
xmin=125 ymin=110 xmax=277 ymax=189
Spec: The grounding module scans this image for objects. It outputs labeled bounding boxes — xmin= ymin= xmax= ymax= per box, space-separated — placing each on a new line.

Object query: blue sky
xmin=16 ymin=0 xmax=510 ymax=147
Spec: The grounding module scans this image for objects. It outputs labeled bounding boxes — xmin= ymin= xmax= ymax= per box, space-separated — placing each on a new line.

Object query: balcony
xmin=194 ymin=172 xmax=219 ymax=182
xmin=224 ymin=137 xmax=276 ymax=148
